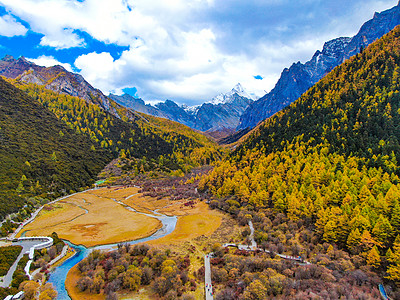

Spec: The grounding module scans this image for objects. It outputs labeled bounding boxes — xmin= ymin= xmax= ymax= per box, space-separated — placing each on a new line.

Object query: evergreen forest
xmin=0 ymin=76 xmax=222 ymax=219
xmin=200 ymin=25 xmax=400 ymax=294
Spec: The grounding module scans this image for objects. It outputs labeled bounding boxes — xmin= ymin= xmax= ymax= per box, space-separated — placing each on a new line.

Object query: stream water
xmin=48 ymin=211 xmax=177 ymax=299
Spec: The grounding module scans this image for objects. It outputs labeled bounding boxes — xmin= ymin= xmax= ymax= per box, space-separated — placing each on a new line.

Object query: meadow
xmin=59 ymin=186 xmax=238 ymax=300
xmin=19 ymin=187 xmax=162 ymax=247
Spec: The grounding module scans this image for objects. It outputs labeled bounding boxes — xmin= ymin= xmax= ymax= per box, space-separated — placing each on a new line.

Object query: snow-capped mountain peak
xmin=182 ymin=104 xmax=200 ymax=115
xmin=209 ymin=83 xmax=255 ymax=105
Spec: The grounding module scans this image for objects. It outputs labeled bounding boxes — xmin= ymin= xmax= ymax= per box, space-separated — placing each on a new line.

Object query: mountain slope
xmin=155 ymin=99 xmax=197 ymax=128
xmin=111 ymin=83 xmax=254 ymax=135
xmin=194 ymin=94 xmax=252 ymax=132
xmin=0 ymin=77 xmax=110 ymax=218
xmin=238 ymin=2 xmax=400 ymax=130
xmin=201 ymin=25 xmax=400 ymax=289
xmin=0 ymin=56 xmax=252 ymax=137
xmin=208 ymin=83 xmax=255 ymax=105
xmin=108 ymin=94 xmax=168 ymax=119
xmin=0 ymin=56 xmax=223 ymax=218
xmin=0 ymin=55 xmax=113 ymax=111
xmin=8 ymin=79 xmax=222 ymax=174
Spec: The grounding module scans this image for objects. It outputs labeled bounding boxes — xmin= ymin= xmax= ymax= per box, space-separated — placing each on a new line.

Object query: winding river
xmin=48 ymin=208 xmax=177 ymax=300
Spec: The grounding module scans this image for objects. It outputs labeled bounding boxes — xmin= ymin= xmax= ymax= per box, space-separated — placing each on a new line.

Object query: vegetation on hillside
xmin=206 ymin=242 xmax=381 ymax=299
xmin=0 ymin=74 xmax=222 ymax=221
xmin=199 ymin=25 xmax=400 ymax=295
xmin=0 ymin=245 xmax=22 ymax=276
xmin=0 ymin=245 xmax=26 ymax=298
xmin=8 ymin=80 xmax=222 ymax=175
xmin=19 ymin=281 xmax=57 ymax=300
xmin=0 ymin=77 xmax=110 ymax=218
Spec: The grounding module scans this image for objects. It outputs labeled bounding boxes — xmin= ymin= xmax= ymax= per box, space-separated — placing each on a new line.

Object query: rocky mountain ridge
xmin=238 ymin=2 xmax=400 ymax=130
xmin=208 ymin=83 xmax=256 ymax=105
xmin=111 ymin=83 xmax=254 ymax=135
xmin=0 ymin=55 xmax=253 ymax=137
xmin=0 ymin=55 xmax=113 ymax=111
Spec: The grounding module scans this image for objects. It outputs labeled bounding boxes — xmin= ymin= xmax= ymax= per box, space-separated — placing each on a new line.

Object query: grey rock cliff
xmin=0 ymin=56 xmax=112 ymax=111
xmin=111 ymin=83 xmax=254 ymax=134
xmin=238 ymin=3 xmax=400 ymax=130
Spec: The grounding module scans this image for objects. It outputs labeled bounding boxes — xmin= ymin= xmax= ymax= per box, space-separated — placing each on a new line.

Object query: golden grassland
xmin=59 ymin=186 xmax=242 ymax=300
xmin=149 ymin=201 xmax=223 ymax=245
xmin=120 ymin=190 xmax=227 ymax=246
xmin=19 ymin=187 xmax=162 ymax=247
xmin=121 ymin=193 xmax=169 ymax=214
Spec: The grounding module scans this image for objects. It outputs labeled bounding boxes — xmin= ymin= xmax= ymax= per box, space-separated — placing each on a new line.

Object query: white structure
xmin=12 ymin=236 xmax=54 ymax=279
xmin=5 ymin=291 xmax=25 ymax=300
xmin=13 ymin=291 xmax=24 ymax=299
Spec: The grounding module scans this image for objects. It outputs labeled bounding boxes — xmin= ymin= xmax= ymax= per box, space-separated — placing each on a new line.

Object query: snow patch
xmin=208 ymin=83 xmax=256 ymax=105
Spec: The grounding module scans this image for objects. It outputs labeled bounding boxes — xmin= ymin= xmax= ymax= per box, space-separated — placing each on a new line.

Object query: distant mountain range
xmin=1 ymin=2 xmax=399 ymax=139
xmin=0 ymin=54 xmax=254 ymax=138
xmin=238 ymin=2 xmax=400 ymax=130
xmin=110 ymin=83 xmax=255 ymax=136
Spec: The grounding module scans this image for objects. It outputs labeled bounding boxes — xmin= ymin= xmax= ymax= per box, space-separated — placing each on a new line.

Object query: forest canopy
xmin=200 ymin=25 xmax=400 ymax=287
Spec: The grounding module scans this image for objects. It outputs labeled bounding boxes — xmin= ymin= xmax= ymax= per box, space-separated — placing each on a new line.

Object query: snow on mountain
xmin=209 ymin=83 xmax=255 ymax=105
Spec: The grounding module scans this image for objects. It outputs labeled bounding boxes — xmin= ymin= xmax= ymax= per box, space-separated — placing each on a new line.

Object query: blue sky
xmin=0 ymin=0 xmax=398 ymax=105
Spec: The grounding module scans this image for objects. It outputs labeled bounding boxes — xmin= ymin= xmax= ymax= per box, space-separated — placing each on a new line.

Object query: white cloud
xmin=75 ymin=52 xmax=124 ymax=93
xmin=0 ymin=14 xmax=27 ymax=37
xmin=0 ymin=0 xmax=398 ymax=104
xmin=27 ymin=55 xmax=73 ymax=72
xmin=39 ymin=29 xmax=85 ymax=50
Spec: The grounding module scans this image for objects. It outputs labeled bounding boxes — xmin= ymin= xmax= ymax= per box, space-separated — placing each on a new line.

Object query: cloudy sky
xmin=0 ymin=0 xmax=398 ymax=105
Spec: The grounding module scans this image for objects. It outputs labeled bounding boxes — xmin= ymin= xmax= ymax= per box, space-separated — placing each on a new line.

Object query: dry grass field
xmin=19 ymin=187 xmax=162 ymax=247
xmin=149 ymin=201 xmax=223 ymax=245
xmin=120 ymin=190 xmax=225 ymax=245
xmin=58 ymin=186 xmax=238 ymax=300
xmin=121 ymin=193 xmax=169 ymax=214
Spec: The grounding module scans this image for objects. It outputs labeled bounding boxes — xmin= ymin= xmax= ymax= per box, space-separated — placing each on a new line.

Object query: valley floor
xmin=19 ymin=185 xmax=240 ymax=299
xmin=18 ymin=187 xmax=162 ymax=247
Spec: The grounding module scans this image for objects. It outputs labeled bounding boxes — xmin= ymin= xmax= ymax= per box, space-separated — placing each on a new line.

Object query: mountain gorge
xmin=0 ymin=59 xmax=223 ymax=219
xmin=238 ymin=2 xmax=400 ymax=130
xmin=110 ymin=83 xmax=254 ymax=137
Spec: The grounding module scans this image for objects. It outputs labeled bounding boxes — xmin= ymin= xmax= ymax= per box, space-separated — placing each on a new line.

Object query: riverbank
xmin=19 ymin=187 xmax=163 ymax=247
xmin=149 ymin=201 xmax=223 ymax=246
xmin=66 ymin=264 xmax=105 ymax=300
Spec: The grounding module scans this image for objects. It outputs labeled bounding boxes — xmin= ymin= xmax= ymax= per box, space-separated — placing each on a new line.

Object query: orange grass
xmin=20 ymin=187 xmax=161 ymax=247
xmin=149 ymin=202 xmax=223 ymax=245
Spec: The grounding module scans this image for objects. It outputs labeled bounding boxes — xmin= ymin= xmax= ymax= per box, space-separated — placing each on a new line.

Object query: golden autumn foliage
xmin=201 ymin=26 xmax=400 ymax=286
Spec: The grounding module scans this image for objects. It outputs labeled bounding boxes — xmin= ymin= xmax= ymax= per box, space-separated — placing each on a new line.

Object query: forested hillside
xmin=0 ymin=77 xmax=110 ymax=218
xmin=0 ymin=76 xmax=221 ymax=219
xmin=8 ymin=80 xmax=222 ymax=172
xmin=200 ymin=25 xmax=400 ymax=293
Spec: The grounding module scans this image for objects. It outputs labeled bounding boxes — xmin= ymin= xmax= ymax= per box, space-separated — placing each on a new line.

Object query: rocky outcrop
xmin=195 ymin=93 xmax=253 ymax=132
xmin=238 ymin=2 xmax=400 ymax=130
xmin=0 ymin=56 xmax=111 ymax=111
xmin=155 ymin=100 xmax=197 ymax=128
xmin=112 ymin=83 xmax=254 ymax=134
